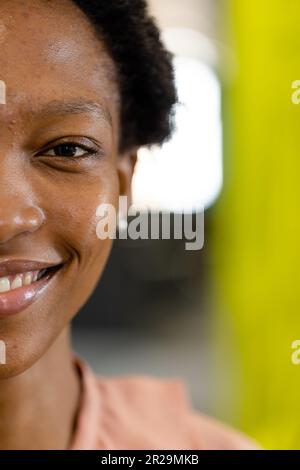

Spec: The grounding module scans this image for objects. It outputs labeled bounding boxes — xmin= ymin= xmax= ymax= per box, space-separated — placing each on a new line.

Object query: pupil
xmin=55 ymin=145 xmax=76 ymax=157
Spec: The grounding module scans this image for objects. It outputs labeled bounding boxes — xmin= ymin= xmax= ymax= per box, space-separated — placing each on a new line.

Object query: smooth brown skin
xmin=0 ymin=0 xmax=136 ymax=449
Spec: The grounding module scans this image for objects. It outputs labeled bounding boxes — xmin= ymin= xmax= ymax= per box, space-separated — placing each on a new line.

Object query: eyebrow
xmin=30 ymin=99 xmax=112 ymax=126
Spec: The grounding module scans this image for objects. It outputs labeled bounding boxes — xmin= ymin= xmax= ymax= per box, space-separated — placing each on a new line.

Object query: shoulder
xmin=95 ymin=373 xmax=260 ymax=450
xmin=72 ymin=357 xmax=259 ymax=450
xmin=186 ymin=411 xmax=260 ymax=450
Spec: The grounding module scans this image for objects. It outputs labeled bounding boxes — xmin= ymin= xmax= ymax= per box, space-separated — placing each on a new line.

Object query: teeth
xmin=0 ymin=269 xmax=43 ymax=293
xmin=23 ymin=273 xmax=33 ymax=286
xmin=11 ymin=276 xmax=22 ymax=290
xmin=0 ymin=278 xmax=10 ymax=293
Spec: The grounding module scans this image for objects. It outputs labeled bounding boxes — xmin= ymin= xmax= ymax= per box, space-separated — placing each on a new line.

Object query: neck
xmin=0 ymin=327 xmax=80 ymax=450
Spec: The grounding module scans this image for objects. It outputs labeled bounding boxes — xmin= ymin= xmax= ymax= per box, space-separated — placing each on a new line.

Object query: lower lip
xmin=0 ymin=268 xmax=60 ymax=316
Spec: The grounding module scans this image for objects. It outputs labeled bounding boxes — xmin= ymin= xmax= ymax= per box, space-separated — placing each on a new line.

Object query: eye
xmin=43 ymin=143 xmax=88 ymax=158
xmin=35 ymin=137 xmax=102 ymax=161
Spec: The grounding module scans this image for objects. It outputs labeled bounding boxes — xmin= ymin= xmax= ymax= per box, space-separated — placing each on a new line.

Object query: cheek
xmin=42 ymin=167 xmax=120 ymax=299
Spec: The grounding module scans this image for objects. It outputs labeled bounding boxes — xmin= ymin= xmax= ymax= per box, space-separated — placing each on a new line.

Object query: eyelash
xmin=36 ymin=139 xmax=101 ymax=160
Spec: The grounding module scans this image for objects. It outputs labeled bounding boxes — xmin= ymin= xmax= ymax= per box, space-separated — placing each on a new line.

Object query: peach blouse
xmin=69 ymin=358 xmax=258 ymax=450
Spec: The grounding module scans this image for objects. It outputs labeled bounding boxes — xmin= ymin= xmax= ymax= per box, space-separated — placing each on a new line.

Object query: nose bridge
xmin=0 ymin=155 xmax=45 ymax=244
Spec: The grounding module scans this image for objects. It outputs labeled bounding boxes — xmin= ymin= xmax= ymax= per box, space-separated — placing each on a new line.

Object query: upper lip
xmin=0 ymin=260 xmax=62 ymax=277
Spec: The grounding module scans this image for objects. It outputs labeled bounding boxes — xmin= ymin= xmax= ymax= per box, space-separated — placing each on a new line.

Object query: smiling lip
xmin=0 ymin=260 xmax=63 ymax=316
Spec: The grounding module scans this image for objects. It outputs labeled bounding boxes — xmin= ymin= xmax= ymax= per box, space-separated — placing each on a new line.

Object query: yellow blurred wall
xmin=214 ymin=0 xmax=300 ymax=449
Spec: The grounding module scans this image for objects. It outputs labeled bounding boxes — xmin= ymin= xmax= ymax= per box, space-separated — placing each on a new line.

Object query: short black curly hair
xmin=72 ymin=0 xmax=177 ymax=153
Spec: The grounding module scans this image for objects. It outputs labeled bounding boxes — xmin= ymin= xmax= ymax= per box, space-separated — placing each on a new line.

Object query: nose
xmin=0 ymin=143 xmax=46 ymax=244
xmin=0 ymin=203 xmax=45 ymax=244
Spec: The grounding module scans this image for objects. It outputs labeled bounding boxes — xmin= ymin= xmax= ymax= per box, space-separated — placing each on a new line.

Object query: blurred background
xmin=73 ymin=0 xmax=300 ymax=449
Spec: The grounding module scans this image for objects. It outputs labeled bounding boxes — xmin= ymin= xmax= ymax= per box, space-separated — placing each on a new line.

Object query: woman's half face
xmin=0 ymin=0 xmax=131 ymax=377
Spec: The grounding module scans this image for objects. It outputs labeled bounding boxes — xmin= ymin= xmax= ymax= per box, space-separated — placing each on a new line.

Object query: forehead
xmin=0 ymin=0 xmax=119 ymax=121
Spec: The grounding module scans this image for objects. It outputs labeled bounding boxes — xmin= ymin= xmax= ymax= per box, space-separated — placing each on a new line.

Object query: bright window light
xmin=132 ymin=56 xmax=223 ymax=212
